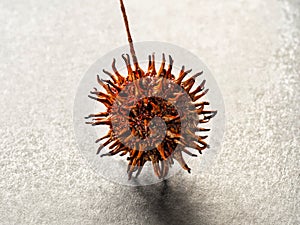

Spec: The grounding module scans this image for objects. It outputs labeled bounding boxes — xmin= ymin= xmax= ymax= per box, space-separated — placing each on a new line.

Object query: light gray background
xmin=0 ymin=0 xmax=299 ymax=224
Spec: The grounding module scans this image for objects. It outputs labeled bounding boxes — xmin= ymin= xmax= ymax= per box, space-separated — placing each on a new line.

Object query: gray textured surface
xmin=0 ymin=0 xmax=299 ymax=224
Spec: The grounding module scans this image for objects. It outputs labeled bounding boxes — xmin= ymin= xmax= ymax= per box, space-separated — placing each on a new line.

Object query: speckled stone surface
xmin=0 ymin=0 xmax=299 ymax=224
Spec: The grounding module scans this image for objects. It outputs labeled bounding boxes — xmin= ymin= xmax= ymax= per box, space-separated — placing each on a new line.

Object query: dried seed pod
xmin=85 ymin=0 xmax=217 ymax=179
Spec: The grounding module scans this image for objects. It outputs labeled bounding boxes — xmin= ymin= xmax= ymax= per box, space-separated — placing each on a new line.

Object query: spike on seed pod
xmin=85 ymin=0 xmax=217 ymax=180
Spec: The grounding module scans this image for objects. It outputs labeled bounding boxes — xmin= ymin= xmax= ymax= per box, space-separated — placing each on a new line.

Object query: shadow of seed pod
xmin=85 ymin=0 xmax=218 ymax=180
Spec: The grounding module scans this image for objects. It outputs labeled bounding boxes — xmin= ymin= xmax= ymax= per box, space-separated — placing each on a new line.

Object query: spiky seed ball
xmin=85 ymin=53 xmax=217 ymax=179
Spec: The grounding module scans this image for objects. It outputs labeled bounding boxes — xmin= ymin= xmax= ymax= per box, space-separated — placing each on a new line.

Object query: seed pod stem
xmin=120 ymin=0 xmax=138 ymax=67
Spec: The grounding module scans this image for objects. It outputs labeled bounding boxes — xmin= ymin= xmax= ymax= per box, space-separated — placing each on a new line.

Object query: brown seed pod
xmin=85 ymin=0 xmax=217 ymax=180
